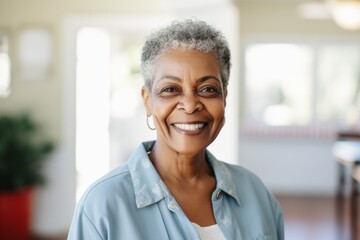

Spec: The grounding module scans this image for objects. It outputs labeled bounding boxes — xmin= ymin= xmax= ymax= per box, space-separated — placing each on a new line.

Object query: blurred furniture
xmin=333 ymin=131 xmax=360 ymax=240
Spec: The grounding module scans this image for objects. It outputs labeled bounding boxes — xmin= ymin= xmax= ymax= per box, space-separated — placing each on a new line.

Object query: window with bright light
xmin=243 ymin=41 xmax=360 ymax=136
xmin=317 ymin=45 xmax=360 ymax=125
xmin=245 ymin=44 xmax=313 ymax=126
xmin=75 ymin=27 xmax=154 ymax=201
xmin=0 ymin=33 xmax=10 ymax=97
xmin=76 ymin=27 xmax=111 ymax=201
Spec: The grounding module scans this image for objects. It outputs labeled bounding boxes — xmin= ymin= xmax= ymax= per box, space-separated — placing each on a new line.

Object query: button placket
xmin=167 ymin=199 xmax=199 ymax=240
xmin=168 ymin=202 xmax=176 ymax=211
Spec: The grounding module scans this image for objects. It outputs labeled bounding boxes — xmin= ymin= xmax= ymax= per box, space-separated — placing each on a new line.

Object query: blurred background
xmin=0 ymin=0 xmax=359 ymax=239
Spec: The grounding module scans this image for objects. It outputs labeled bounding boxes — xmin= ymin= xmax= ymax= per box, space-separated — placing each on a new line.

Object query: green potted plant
xmin=0 ymin=113 xmax=54 ymax=239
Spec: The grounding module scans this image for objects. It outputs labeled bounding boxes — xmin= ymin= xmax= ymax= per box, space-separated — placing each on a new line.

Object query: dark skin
xmin=142 ymin=49 xmax=227 ymax=227
xmin=149 ymin=145 xmax=217 ymax=226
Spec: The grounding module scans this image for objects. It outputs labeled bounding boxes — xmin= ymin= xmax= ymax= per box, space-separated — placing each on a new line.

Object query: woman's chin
xmin=169 ymin=139 xmax=208 ymax=156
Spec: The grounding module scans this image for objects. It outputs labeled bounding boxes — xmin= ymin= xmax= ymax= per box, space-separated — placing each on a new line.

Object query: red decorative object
xmin=0 ymin=188 xmax=33 ymax=240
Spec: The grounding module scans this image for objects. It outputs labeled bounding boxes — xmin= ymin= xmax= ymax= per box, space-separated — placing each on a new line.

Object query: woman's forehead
xmin=153 ymin=49 xmax=221 ymax=83
xmin=155 ymin=49 xmax=220 ymax=71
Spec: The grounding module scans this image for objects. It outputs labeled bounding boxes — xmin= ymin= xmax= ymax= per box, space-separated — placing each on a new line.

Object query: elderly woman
xmin=68 ymin=19 xmax=284 ymax=240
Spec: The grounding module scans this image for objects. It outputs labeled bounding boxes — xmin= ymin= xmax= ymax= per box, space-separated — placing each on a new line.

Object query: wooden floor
xmin=32 ymin=195 xmax=359 ymax=240
xmin=277 ymin=195 xmax=360 ymax=240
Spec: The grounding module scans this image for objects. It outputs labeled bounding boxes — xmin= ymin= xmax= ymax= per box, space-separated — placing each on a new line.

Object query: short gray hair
xmin=141 ymin=19 xmax=231 ymax=90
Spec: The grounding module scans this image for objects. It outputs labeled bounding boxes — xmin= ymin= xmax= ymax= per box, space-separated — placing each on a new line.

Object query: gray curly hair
xmin=141 ymin=19 xmax=231 ymax=90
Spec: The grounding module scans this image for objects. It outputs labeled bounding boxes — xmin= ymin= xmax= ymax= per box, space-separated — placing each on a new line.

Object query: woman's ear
xmin=141 ymin=86 xmax=152 ymax=115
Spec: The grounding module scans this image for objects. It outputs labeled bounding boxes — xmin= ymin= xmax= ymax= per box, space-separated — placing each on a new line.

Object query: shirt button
xmin=216 ymin=190 xmax=222 ymax=199
xmin=168 ymin=203 xmax=175 ymax=209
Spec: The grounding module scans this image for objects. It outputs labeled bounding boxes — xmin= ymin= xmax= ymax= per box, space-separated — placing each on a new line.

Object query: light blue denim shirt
xmin=68 ymin=141 xmax=284 ymax=240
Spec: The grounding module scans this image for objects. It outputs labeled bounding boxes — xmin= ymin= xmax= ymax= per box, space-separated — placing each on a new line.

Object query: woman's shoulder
xmin=80 ymin=141 xmax=154 ymax=202
xmin=78 ymin=163 xmax=134 ymax=209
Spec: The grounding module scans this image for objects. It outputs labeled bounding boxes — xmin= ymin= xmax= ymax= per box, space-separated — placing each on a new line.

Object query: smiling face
xmin=142 ymin=49 xmax=227 ymax=156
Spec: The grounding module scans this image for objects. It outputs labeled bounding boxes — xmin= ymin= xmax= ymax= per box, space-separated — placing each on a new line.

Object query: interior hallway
xmin=277 ymin=195 xmax=359 ymax=240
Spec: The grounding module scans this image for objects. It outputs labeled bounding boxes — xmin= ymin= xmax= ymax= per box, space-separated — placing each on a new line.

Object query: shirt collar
xmin=127 ymin=141 xmax=169 ymax=208
xmin=206 ymin=150 xmax=242 ymax=206
xmin=128 ymin=141 xmax=241 ymax=208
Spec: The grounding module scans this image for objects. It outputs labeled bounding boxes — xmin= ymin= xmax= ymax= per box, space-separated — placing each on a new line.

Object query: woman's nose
xmin=177 ymin=91 xmax=203 ymax=114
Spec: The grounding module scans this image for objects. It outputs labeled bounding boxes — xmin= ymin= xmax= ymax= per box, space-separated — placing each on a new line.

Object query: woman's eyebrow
xmin=196 ymin=75 xmax=221 ymax=84
xmin=157 ymin=75 xmax=182 ymax=82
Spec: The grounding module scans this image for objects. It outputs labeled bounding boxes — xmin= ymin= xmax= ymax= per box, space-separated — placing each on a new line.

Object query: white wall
xmin=238 ymin=136 xmax=338 ymax=196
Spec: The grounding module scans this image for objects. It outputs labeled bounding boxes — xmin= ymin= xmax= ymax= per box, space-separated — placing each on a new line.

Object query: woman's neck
xmin=149 ymin=141 xmax=217 ymax=227
xmin=149 ymin=141 xmax=213 ymax=183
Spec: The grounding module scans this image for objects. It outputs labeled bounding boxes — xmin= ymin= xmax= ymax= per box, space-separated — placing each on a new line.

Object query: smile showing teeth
xmin=174 ymin=123 xmax=205 ymax=131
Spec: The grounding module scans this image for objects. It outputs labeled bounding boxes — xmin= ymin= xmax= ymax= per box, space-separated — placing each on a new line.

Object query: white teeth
xmin=174 ymin=123 xmax=205 ymax=131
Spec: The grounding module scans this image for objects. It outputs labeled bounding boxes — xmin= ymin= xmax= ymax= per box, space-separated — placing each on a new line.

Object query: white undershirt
xmin=191 ymin=223 xmax=226 ymax=240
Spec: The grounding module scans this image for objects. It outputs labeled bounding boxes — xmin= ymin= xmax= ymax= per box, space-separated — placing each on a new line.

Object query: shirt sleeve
xmin=67 ymin=207 xmax=104 ymax=240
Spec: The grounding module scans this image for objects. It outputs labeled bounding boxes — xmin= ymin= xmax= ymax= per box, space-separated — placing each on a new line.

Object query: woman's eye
xmin=203 ymin=87 xmax=216 ymax=92
xmin=163 ymin=87 xmax=177 ymax=92
xmin=198 ymin=86 xmax=221 ymax=97
xmin=158 ymin=86 xmax=180 ymax=97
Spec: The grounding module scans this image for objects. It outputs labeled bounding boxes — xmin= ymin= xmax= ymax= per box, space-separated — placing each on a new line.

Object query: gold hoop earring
xmin=146 ymin=115 xmax=156 ymax=130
